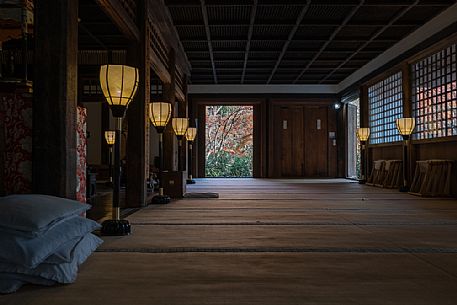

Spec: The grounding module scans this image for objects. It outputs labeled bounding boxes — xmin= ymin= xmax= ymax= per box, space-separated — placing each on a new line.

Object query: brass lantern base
xmin=399 ymin=186 xmax=409 ymax=192
xmin=151 ymin=194 xmax=171 ymax=204
xmin=100 ymin=219 xmax=131 ymax=236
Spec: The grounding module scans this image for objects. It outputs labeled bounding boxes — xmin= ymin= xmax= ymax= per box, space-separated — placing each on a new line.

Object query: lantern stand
xmin=185 ymin=127 xmax=197 ymax=184
xmin=149 ymin=102 xmax=172 ymax=204
xmin=104 ymin=130 xmax=116 ymax=184
xmin=100 ymin=64 xmax=139 ymax=236
xmin=396 ymin=118 xmax=415 ymax=192
xmin=356 ymin=128 xmax=370 ymax=184
xmin=172 ymin=118 xmax=189 ymax=172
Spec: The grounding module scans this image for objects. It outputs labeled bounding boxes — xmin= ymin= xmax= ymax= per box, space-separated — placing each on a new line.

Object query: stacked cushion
xmin=0 ymin=194 xmax=103 ymax=293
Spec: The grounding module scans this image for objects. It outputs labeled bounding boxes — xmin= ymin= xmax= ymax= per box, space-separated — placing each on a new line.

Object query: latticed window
xmin=151 ymin=80 xmax=163 ymax=97
xmin=412 ymin=43 xmax=457 ymax=140
xmin=82 ymin=80 xmax=102 ymax=96
xmin=368 ymin=71 xmax=403 ymax=144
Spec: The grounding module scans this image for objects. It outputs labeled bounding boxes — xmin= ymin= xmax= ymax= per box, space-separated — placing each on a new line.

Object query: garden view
xmin=205 ymin=105 xmax=253 ymax=177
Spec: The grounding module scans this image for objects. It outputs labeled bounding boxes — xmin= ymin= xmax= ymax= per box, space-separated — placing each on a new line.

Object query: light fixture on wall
xmin=185 ymin=127 xmax=197 ymax=184
xmin=396 ymin=118 xmax=415 ymax=192
xmin=104 ymin=130 xmax=116 ymax=184
xmin=172 ymin=118 xmax=189 ymax=172
xmin=149 ymin=102 xmax=172 ymax=204
xmin=99 ymin=64 xmax=139 ymax=236
xmin=334 ymin=102 xmax=341 ymax=110
xmin=356 ymin=127 xmax=370 ymax=184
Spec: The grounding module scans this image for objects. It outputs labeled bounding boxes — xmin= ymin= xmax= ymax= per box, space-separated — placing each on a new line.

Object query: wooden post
xmin=359 ymin=85 xmax=371 ymax=181
xmin=126 ymin=0 xmax=149 ymax=207
xmin=32 ymin=0 xmax=78 ymax=199
xmin=402 ymin=63 xmax=412 ymax=118
xmin=163 ymin=49 xmax=177 ymax=171
xmin=401 ymin=62 xmax=415 ymax=186
xmin=178 ymin=74 xmax=188 ymax=171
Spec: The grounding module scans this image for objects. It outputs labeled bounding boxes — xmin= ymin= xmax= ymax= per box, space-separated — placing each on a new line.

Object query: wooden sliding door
xmin=280 ymin=106 xmax=305 ymax=177
xmin=274 ymin=105 xmax=331 ymax=178
xmin=304 ymin=106 xmax=328 ymax=177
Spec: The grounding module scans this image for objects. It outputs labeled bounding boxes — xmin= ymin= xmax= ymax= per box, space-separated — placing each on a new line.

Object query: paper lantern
xmin=396 ymin=118 xmax=415 ymax=136
xmin=356 ymin=128 xmax=370 ymax=142
xmin=172 ymin=118 xmax=189 ymax=138
xmin=185 ymin=127 xmax=197 ymax=142
xmin=149 ymin=102 xmax=172 ymax=133
xmin=104 ymin=130 xmax=116 ymax=145
xmin=100 ymin=65 xmax=139 ymax=117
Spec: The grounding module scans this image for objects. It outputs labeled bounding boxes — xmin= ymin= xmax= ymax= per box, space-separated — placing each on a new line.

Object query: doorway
xmin=346 ymin=95 xmax=361 ymax=179
xmin=205 ymin=105 xmax=254 ymax=177
xmin=272 ymin=104 xmax=337 ymax=177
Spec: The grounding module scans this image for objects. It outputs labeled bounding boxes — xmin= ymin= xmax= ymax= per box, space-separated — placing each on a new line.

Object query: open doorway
xmin=346 ymin=94 xmax=361 ymax=179
xmin=205 ymin=105 xmax=254 ymax=177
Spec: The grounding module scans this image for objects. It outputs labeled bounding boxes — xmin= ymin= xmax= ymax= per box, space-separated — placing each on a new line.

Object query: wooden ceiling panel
xmin=207 ymin=5 xmax=251 ymax=23
xmin=255 ymin=5 xmax=303 ymax=23
xmin=210 ymin=25 xmax=249 ymax=40
xmin=175 ymin=25 xmax=206 ymax=40
xmin=376 ymin=25 xmax=419 ymax=40
xmin=168 ymin=6 xmax=203 ymax=25
xmin=164 ymin=1 xmax=455 ymax=84
xmin=350 ymin=5 xmax=404 ymax=23
xmin=252 ymin=25 xmax=294 ymax=40
xmin=304 ymin=4 xmax=356 ymax=23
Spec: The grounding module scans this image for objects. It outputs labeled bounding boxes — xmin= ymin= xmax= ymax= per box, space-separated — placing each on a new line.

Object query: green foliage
xmin=206 ymin=147 xmax=253 ymax=178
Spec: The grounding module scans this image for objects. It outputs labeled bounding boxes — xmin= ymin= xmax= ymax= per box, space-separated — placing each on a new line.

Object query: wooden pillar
xmin=197 ymin=104 xmax=206 ymax=178
xmin=126 ymin=0 xmax=149 ymax=207
xmin=402 ymin=63 xmax=412 ymax=118
xmin=32 ymin=0 xmax=78 ymax=199
xmin=402 ymin=62 xmax=415 ymax=183
xmin=359 ymin=85 xmax=372 ymax=177
xmin=101 ymin=103 xmax=110 ymax=166
xmin=178 ymin=74 xmax=188 ymax=171
xmin=0 ymin=92 xmax=4 ymax=195
xmin=360 ymin=85 xmax=369 ymax=128
xmin=163 ymin=49 xmax=177 ymax=171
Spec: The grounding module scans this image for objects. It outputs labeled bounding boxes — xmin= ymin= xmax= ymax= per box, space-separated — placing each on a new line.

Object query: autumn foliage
xmin=205 ymin=105 xmax=253 ymax=177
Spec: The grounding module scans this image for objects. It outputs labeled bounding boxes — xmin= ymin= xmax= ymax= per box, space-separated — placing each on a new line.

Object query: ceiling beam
xmin=181 ymin=39 xmax=399 ymax=43
xmin=167 ymin=3 xmax=451 ymax=8
xmin=266 ymin=0 xmax=310 ymax=84
xmin=188 ymin=84 xmax=339 ymax=94
xmin=320 ymin=0 xmax=420 ymax=83
xmin=175 ymin=22 xmax=418 ymax=27
xmin=186 ymin=50 xmax=384 ymax=54
xmin=200 ymin=0 xmax=218 ymax=84
xmin=193 ymin=67 xmax=357 ymax=71
xmin=339 ymin=2 xmax=457 ymax=91
xmin=241 ymin=0 xmax=258 ymax=84
xmin=95 ymin=0 xmax=140 ymax=41
xmin=189 ymin=60 xmax=368 ymax=66
xmin=293 ymin=0 xmax=364 ymax=84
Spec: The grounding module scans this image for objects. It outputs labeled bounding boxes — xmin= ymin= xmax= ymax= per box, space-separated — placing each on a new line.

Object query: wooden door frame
xmin=268 ymin=98 xmax=339 ymax=178
xmin=191 ymin=98 xmax=265 ymax=178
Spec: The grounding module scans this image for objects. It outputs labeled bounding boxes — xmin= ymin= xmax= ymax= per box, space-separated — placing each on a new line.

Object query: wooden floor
xmin=3 ymin=178 xmax=457 ymax=304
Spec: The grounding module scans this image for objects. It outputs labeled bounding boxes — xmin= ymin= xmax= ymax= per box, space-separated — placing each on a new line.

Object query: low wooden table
xmin=162 ymin=171 xmax=187 ymax=198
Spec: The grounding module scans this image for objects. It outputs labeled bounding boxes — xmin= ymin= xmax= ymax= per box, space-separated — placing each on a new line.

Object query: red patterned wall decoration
xmin=0 ymin=83 xmax=33 ymax=195
xmin=76 ymin=106 xmax=87 ymax=203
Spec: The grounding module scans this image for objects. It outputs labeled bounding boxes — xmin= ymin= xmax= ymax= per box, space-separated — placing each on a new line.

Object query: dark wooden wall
xmin=190 ymin=96 xmax=341 ymax=179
